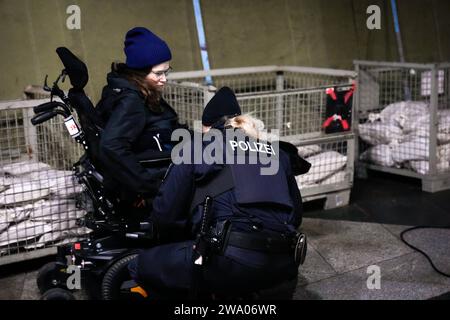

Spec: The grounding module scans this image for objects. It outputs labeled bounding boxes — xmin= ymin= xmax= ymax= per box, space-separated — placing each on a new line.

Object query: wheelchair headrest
xmin=56 ymin=47 xmax=88 ymax=90
xmin=68 ymin=89 xmax=105 ymax=128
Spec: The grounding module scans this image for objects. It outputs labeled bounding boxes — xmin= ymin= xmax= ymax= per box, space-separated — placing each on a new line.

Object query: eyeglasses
xmin=151 ymin=66 xmax=173 ymax=78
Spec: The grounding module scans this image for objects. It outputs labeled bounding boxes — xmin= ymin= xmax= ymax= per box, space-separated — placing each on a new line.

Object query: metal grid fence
xmin=292 ymin=134 xmax=354 ymax=208
xmin=163 ymin=82 xmax=214 ymax=128
xmin=355 ymin=61 xmax=450 ymax=192
xmin=169 ymin=65 xmax=354 ymax=93
xmin=0 ymin=99 xmax=89 ymax=265
xmin=171 ymin=66 xmax=356 ymax=205
xmin=236 ymin=88 xmax=328 ymax=139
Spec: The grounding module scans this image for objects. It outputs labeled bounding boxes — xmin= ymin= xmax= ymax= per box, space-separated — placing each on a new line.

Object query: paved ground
xmin=295 ymin=219 xmax=450 ymax=300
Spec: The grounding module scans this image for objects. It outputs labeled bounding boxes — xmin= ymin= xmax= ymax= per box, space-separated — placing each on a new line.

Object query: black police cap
xmin=202 ymin=86 xmax=242 ymax=126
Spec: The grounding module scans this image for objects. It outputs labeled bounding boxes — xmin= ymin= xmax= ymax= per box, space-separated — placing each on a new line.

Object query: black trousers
xmin=128 ymin=240 xmax=298 ymax=297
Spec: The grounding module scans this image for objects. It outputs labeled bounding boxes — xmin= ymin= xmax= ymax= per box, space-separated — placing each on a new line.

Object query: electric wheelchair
xmin=33 ymin=47 xmax=171 ymax=300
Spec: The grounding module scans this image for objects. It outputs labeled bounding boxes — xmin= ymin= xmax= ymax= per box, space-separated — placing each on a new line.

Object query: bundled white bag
xmin=30 ymin=199 xmax=85 ymax=222
xmin=358 ymin=122 xmax=403 ymax=145
xmin=0 ymin=180 xmax=50 ymax=205
xmin=0 ymin=160 xmax=51 ymax=176
xmin=391 ymin=137 xmax=429 ymax=163
xmin=409 ymin=160 xmax=450 ymax=175
xmin=438 ymin=144 xmax=450 ymax=160
xmin=438 ymin=110 xmax=450 ymax=134
xmin=360 ymin=145 xmax=395 ymax=167
xmin=0 ymin=201 xmax=41 ymax=233
xmin=28 ymin=169 xmax=82 ymax=199
xmin=297 ymin=145 xmax=321 ymax=158
xmin=379 ymin=101 xmax=429 ymax=128
xmin=24 ymin=227 xmax=91 ymax=249
xmin=297 ymin=151 xmax=347 ymax=186
xmin=46 ymin=219 xmax=79 ymax=233
xmin=402 ymin=114 xmax=430 ymax=137
xmin=0 ymin=220 xmax=52 ymax=247
xmin=28 ymin=169 xmax=74 ymax=181
xmin=48 ymin=175 xmax=82 ymax=199
xmin=320 ymin=170 xmax=347 ymax=185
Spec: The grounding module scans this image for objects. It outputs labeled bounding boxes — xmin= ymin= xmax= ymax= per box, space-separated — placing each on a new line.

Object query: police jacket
xmin=96 ymin=72 xmax=182 ymax=199
xmin=150 ymin=127 xmax=303 ymax=266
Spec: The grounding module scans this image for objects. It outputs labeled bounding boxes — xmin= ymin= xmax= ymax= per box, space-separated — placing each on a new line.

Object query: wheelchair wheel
xmin=101 ymin=254 xmax=138 ymax=300
xmin=37 ymin=262 xmax=66 ymax=294
xmin=41 ymin=288 xmax=75 ymax=300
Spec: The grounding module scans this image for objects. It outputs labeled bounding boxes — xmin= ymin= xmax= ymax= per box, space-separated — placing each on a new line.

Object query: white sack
xmin=29 ymin=199 xmax=84 ymax=222
xmin=48 ymin=175 xmax=82 ymax=199
xmin=44 ymin=219 xmax=79 ymax=233
xmin=379 ymin=101 xmax=429 ymax=128
xmin=0 ymin=220 xmax=52 ymax=247
xmin=0 ymin=160 xmax=51 ymax=176
xmin=297 ymin=145 xmax=322 ymax=158
xmin=360 ymin=145 xmax=395 ymax=167
xmin=0 ymin=201 xmax=42 ymax=233
xmin=28 ymin=169 xmax=73 ymax=181
xmin=358 ymin=122 xmax=403 ymax=145
xmin=438 ymin=133 xmax=450 ymax=145
xmin=391 ymin=137 xmax=429 ymax=163
xmin=28 ymin=170 xmax=81 ymax=199
xmin=320 ymin=170 xmax=347 ymax=185
xmin=409 ymin=160 xmax=450 ymax=175
xmin=0 ymin=180 xmax=50 ymax=205
xmin=24 ymin=227 xmax=91 ymax=249
xmin=438 ymin=144 xmax=450 ymax=160
xmin=438 ymin=110 xmax=450 ymax=134
xmin=297 ymin=151 xmax=347 ymax=186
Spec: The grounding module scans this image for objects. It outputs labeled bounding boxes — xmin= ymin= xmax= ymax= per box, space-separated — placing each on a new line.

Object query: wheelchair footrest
xmin=121 ymin=280 xmax=148 ymax=298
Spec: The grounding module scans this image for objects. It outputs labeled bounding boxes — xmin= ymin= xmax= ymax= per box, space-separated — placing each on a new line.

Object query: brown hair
xmin=112 ymin=62 xmax=163 ymax=113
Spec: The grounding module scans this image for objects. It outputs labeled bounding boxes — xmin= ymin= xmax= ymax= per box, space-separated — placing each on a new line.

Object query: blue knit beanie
xmin=124 ymin=27 xmax=172 ymax=69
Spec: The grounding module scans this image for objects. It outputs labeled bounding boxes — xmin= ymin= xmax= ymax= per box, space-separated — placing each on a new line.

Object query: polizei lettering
xmin=229 ymin=140 xmax=276 ymax=155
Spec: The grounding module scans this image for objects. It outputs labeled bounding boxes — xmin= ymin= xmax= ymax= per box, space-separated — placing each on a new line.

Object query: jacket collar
xmin=106 ymin=71 xmax=140 ymax=92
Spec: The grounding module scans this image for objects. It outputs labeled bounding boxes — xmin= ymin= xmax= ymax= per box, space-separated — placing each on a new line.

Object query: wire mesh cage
xmin=170 ymin=66 xmax=356 ymax=206
xmin=355 ymin=61 xmax=450 ymax=192
xmin=170 ymin=66 xmax=356 ymax=137
xmin=236 ymin=87 xmax=331 ymax=138
xmin=0 ymin=100 xmax=90 ymax=265
xmin=170 ymin=65 xmax=354 ymax=94
xmin=163 ymin=82 xmax=212 ymax=128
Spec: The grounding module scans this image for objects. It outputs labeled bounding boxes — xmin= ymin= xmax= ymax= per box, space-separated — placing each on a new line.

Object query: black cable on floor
xmin=400 ymin=226 xmax=450 ymax=278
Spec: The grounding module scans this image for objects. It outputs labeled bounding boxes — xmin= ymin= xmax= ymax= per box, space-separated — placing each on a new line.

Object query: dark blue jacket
xmin=150 ymin=129 xmax=303 ymax=267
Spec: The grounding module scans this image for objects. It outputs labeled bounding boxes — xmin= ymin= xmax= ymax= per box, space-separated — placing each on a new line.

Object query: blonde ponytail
xmin=225 ymin=114 xmax=277 ymax=141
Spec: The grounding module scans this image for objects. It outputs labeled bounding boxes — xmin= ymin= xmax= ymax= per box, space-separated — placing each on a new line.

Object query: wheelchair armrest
xmin=123 ymin=221 xmax=155 ymax=240
xmin=125 ymin=232 xmax=154 ymax=240
xmin=136 ymin=150 xmax=172 ymax=165
xmin=139 ymin=157 xmax=171 ymax=165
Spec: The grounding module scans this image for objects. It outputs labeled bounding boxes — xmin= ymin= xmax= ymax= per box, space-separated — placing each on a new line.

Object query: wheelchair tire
xmin=37 ymin=262 xmax=65 ymax=294
xmin=101 ymin=254 xmax=138 ymax=300
xmin=41 ymin=288 xmax=75 ymax=300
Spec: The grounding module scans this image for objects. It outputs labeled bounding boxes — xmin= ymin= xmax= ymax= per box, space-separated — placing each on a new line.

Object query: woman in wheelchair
xmin=96 ymin=27 xmax=184 ymax=214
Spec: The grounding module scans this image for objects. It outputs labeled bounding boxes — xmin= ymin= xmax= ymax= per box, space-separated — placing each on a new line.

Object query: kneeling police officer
xmin=129 ymin=87 xmax=307 ymax=298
